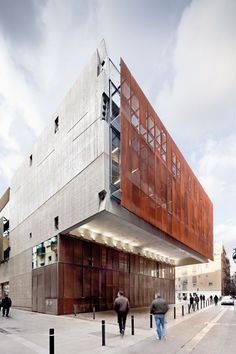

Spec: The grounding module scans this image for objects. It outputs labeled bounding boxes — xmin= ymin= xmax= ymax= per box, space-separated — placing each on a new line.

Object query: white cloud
xmin=196 ymin=135 xmax=236 ymax=203
xmin=156 ymin=0 xmax=235 ymax=143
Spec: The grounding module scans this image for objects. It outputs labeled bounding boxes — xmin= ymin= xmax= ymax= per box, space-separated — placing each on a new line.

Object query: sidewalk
xmin=0 ymin=302 xmax=218 ymax=354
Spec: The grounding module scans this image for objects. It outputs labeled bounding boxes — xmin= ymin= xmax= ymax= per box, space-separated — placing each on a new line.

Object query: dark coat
xmin=114 ymin=296 xmax=130 ymax=313
xmin=150 ymin=298 xmax=169 ymax=315
xmin=2 ymin=297 xmax=12 ymax=309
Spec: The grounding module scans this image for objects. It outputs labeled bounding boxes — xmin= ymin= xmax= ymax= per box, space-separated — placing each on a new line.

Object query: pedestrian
xmin=195 ymin=294 xmax=199 ymax=310
xmin=214 ymin=295 xmax=218 ymax=306
xmin=189 ymin=294 xmax=194 ymax=311
xmin=210 ymin=295 xmax=213 ymax=304
xmin=113 ymin=290 xmax=130 ymax=336
xmin=150 ymin=292 xmax=169 ymax=340
xmin=2 ymin=293 xmax=12 ymax=317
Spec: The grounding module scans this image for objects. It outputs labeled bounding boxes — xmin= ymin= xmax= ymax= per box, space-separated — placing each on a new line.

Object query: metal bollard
xmin=174 ymin=307 xmax=176 ymax=319
xmin=102 ymin=320 xmax=106 ymax=346
xmin=131 ymin=315 xmax=134 ymax=335
xmin=150 ymin=314 xmax=153 ymax=328
xmin=182 ymin=305 xmax=184 ymax=316
xmin=49 ymin=328 xmax=54 ymax=354
xmin=93 ymin=306 xmax=95 ymax=320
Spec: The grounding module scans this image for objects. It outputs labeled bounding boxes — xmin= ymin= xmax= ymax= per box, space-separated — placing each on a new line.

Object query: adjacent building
xmin=175 ymin=242 xmax=228 ymax=301
xmin=0 ymin=41 xmax=213 ymax=314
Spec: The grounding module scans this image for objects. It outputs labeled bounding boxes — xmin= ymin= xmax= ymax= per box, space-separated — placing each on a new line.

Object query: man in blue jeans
xmin=150 ymin=292 xmax=169 ymax=340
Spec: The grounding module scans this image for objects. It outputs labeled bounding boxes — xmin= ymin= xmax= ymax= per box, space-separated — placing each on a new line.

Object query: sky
xmin=0 ymin=0 xmax=235 ymax=272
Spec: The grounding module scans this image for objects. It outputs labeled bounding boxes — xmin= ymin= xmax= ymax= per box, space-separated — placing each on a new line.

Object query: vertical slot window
xmin=54 ymin=116 xmax=59 ymax=133
xmin=29 ymin=154 xmax=33 ymax=166
xmin=54 ymin=216 xmax=59 ymax=230
xmin=111 ymin=130 xmax=120 ymax=188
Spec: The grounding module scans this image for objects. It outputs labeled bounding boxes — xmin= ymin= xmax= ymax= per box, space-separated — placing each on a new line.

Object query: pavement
xmin=0 ymin=302 xmax=235 ymax=354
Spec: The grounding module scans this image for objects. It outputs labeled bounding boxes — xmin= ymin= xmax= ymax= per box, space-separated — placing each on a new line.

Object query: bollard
xmin=150 ymin=314 xmax=153 ymax=328
xmin=188 ymin=304 xmax=190 ymax=314
xmin=197 ymin=302 xmax=199 ymax=311
xmin=49 ymin=328 xmax=54 ymax=354
xmin=131 ymin=315 xmax=134 ymax=335
xmin=102 ymin=320 xmax=106 ymax=346
xmin=174 ymin=307 xmax=176 ymax=319
xmin=93 ymin=306 xmax=95 ymax=320
xmin=182 ymin=305 xmax=184 ymax=316
xmin=201 ymin=301 xmax=202 ymax=309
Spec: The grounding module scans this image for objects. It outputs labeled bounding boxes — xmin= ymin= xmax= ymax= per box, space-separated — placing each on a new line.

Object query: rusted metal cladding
xmin=120 ymin=59 xmax=213 ymax=260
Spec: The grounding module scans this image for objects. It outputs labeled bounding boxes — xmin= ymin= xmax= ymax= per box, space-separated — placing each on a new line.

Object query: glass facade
xmin=32 ymin=236 xmax=58 ymax=269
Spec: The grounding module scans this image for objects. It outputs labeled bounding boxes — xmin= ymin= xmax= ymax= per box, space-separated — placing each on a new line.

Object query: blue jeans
xmin=154 ymin=314 xmax=165 ymax=339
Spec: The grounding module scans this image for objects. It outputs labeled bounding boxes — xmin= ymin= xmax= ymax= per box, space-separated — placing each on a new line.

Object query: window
xmin=54 ymin=216 xmax=59 ymax=230
xmin=32 ymin=236 xmax=58 ymax=269
xmin=29 ymin=154 xmax=33 ymax=166
xmin=111 ymin=130 xmax=120 ymax=187
xmin=160 ymin=129 xmax=167 ymax=162
xmin=171 ymin=152 xmax=181 ymax=180
xmin=54 ymin=116 xmax=59 ymax=133
xmin=130 ymin=93 xmax=139 ymax=131
xmin=147 ymin=115 xmax=154 ymax=149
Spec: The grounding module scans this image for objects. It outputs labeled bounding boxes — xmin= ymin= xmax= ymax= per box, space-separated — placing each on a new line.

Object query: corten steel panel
xmin=58 ymin=235 xmax=175 ymax=313
xmin=120 ymin=59 xmax=213 ymax=260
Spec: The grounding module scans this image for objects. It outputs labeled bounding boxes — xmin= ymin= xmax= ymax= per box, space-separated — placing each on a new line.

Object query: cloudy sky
xmin=0 ymin=0 xmax=235 ymax=271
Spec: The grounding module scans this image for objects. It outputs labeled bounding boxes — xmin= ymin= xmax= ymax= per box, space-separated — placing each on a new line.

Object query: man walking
xmin=189 ymin=294 xmax=194 ymax=312
xmin=114 ymin=291 xmax=130 ymax=336
xmin=150 ymin=292 xmax=169 ymax=340
xmin=214 ymin=295 xmax=218 ymax=305
xmin=2 ymin=293 xmax=12 ymax=317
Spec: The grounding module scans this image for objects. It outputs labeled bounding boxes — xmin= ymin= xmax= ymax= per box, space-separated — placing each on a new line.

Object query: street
xmin=0 ymin=304 xmax=235 ymax=353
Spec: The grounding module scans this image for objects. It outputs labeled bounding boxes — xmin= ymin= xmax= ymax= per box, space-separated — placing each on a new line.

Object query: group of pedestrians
xmin=210 ymin=294 xmax=219 ymax=305
xmin=0 ymin=293 xmax=12 ymax=317
xmin=188 ymin=293 xmax=219 ymax=311
xmin=114 ymin=290 xmax=168 ymax=341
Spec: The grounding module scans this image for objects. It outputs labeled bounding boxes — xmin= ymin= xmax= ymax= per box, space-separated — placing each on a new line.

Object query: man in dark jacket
xmin=189 ymin=294 xmax=194 ymax=311
xmin=214 ymin=295 xmax=218 ymax=305
xmin=150 ymin=293 xmax=169 ymax=340
xmin=114 ymin=291 xmax=130 ymax=336
xmin=2 ymin=293 xmax=12 ymax=317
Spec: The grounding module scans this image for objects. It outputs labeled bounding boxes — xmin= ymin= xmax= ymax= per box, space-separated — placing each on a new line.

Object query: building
xmin=0 ymin=41 xmax=213 ymax=314
xmin=175 ymin=242 xmax=227 ymax=301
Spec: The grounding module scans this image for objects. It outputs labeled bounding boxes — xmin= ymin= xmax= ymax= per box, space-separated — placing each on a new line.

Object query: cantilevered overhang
xmin=61 ymin=207 xmax=208 ymax=266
